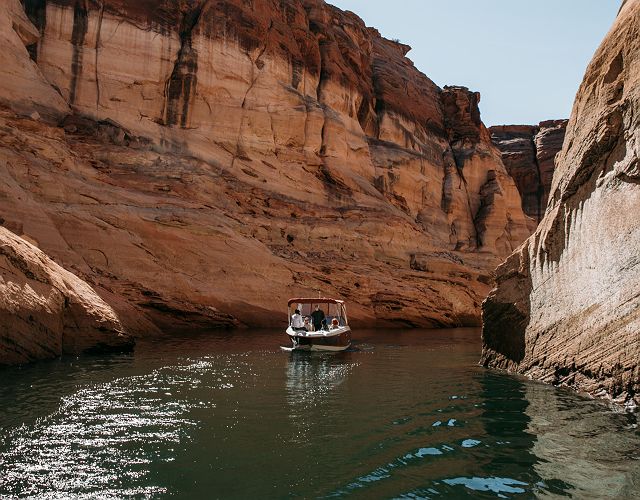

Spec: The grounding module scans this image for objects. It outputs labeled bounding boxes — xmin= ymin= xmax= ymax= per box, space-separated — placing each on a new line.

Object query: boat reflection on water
xmin=285 ymin=352 xmax=356 ymax=408
xmin=283 ymin=351 xmax=359 ymax=447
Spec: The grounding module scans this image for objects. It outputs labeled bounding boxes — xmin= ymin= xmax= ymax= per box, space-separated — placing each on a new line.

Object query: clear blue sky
xmin=328 ymin=1 xmax=618 ymax=126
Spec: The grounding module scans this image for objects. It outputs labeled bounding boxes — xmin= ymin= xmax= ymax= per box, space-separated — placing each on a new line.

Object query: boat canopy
xmin=288 ymin=297 xmax=344 ymax=306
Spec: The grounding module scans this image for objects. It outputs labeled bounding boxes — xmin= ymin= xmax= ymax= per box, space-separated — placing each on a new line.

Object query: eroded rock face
xmin=482 ymin=0 xmax=640 ymax=407
xmin=0 ymin=0 xmax=531 ymax=330
xmin=490 ymin=120 xmax=568 ymax=222
xmin=0 ymin=227 xmax=133 ymax=365
xmin=0 ymin=0 xmax=69 ymax=119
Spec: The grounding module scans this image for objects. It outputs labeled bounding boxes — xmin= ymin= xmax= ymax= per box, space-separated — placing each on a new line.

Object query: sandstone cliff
xmin=482 ymin=0 xmax=640 ymax=407
xmin=0 ymin=227 xmax=133 ymax=364
xmin=0 ymin=0 xmax=68 ymax=119
xmin=0 ymin=0 xmax=531 ymax=331
xmin=490 ymin=120 xmax=567 ymax=223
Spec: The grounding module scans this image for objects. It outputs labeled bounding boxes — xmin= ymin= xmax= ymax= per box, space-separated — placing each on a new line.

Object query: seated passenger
xmin=304 ymin=317 xmax=313 ymax=331
xmin=291 ymin=309 xmax=306 ymax=330
xmin=330 ymin=318 xmax=340 ymax=330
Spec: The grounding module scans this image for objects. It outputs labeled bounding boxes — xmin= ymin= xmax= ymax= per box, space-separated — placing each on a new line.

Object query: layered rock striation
xmin=0 ymin=0 xmax=531 ymax=331
xmin=0 ymin=227 xmax=133 ymax=365
xmin=490 ymin=120 xmax=567 ymax=223
xmin=482 ymin=0 xmax=640 ymax=407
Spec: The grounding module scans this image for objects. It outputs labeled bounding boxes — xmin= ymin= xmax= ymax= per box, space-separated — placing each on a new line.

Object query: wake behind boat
xmin=284 ymin=298 xmax=352 ymax=352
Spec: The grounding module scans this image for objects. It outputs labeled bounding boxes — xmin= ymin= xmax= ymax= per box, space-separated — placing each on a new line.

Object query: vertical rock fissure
xmin=309 ymin=32 xmax=352 ymax=200
xmin=301 ymin=96 xmax=310 ymax=153
xmin=459 ymin=157 xmax=480 ymax=249
xmin=94 ymin=1 xmax=104 ymax=111
xmin=530 ymin=134 xmax=544 ymax=222
xmin=296 ymin=5 xmax=312 ymax=153
xmin=306 ymin=10 xmax=332 ymax=171
xmin=268 ymin=104 xmax=278 ymax=157
xmin=311 ymin=28 xmax=329 ymax=159
xmin=230 ymin=19 xmax=273 ymax=169
xmin=373 ymin=91 xmax=384 ymax=141
xmin=239 ymin=24 xmax=271 ymax=110
xmin=317 ymin=61 xmax=332 ymax=190
xmin=319 ymin=107 xmax=328 ymax=156
xmin=473 ymin=173 xmax=499 ymax=249
xmin=163 ymin=4 xmax=205 ymax=128
xmin=21 ymin=0 xmax=47 ymax=62
xmin=315 ymin=47 xmax=324 ymax=104
xmin=440 ymin=153 xmax=453 ymax=214
xmin=69 ymin=0 xmax=89 ymax=106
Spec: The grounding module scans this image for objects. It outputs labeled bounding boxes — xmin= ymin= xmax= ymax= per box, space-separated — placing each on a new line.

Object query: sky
xmin=328 ymin=1 xmax=619 ymax=126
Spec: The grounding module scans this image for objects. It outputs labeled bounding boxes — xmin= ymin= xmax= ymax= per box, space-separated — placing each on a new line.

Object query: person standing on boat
xmin=310 ymin=306 xmax=326 ymax=331
xmin=291 ymin=309 xmax=305 ymax=330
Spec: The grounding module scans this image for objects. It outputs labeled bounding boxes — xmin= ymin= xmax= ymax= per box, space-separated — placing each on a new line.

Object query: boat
xmin=284 ymin=297 xmax=352 ymax=352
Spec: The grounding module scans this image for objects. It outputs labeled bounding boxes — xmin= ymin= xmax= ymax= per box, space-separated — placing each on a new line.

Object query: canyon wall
xmin=0 ymin=0 xmax=532 ymax=333
xmin=0 ymin=0 xmax=68 ymax=119
xmin=490 ymin=120 xmax=567 ymax=222
xmin=482 ymin=0 xmax=640 ymax=407
xmin=0 ymin=227 xmax=133 ymax=364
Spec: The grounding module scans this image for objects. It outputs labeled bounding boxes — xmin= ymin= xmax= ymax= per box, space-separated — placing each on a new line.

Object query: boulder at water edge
xmin=0 ymin=227 xmax=133 ymax=365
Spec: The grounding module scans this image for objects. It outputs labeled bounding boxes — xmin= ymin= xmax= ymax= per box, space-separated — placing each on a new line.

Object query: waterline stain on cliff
xmin=69 ymin=0 xmax=88 ymax=105
xmin=163 ymin=5 xmax=203 ymax=128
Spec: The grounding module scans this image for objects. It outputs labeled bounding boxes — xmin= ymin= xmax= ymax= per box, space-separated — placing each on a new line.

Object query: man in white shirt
xmin=291 ymin=309 xmax=305 ymax=329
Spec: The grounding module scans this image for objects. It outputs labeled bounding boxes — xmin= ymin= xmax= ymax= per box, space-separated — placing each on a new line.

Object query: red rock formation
xmin=490 ymin=120 xmax=568 ymax=222
xmin=0 ymin=227 xmax=133 ymax=364
xmin=482 ymin=0 xmax=640 ymax=407
xmin=0 ymin=0 xmax=531 ymax=332
xmin=0 ymin=0 xmax=68 ymax=119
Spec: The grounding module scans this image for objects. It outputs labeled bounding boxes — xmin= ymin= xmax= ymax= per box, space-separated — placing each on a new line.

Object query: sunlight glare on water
xmin=0 ymin=329 xmax=638 ymax=498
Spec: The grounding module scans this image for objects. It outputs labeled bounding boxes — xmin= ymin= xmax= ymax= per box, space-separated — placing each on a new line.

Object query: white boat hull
xmin=285 ymin=326 xmax=352 ymax=352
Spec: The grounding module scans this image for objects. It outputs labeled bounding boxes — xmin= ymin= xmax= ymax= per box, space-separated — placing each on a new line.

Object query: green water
xmin=0 ymin=329 xmax=638 ymax=498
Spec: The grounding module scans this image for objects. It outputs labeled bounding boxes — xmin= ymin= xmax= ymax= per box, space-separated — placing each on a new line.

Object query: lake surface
xmin=0 ymin=329 xmax=638 ymax=498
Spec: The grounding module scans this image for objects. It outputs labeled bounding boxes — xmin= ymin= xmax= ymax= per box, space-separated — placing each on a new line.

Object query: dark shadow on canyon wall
xmin=481 ymin=300 xmax=527 ymax=364
xmin=480 ymin=249 xmax=533 ymax=367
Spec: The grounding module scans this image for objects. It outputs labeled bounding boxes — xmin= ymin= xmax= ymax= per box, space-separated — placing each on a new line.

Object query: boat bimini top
xmin=287 ymin=298 xmax=345 ymax=306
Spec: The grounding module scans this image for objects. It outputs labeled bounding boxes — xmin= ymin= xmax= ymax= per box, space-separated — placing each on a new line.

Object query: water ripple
xmin=0 ymin=357 xmax=243 ymax=498
xmin=0 ymin=329 xmax=637 ymax=498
